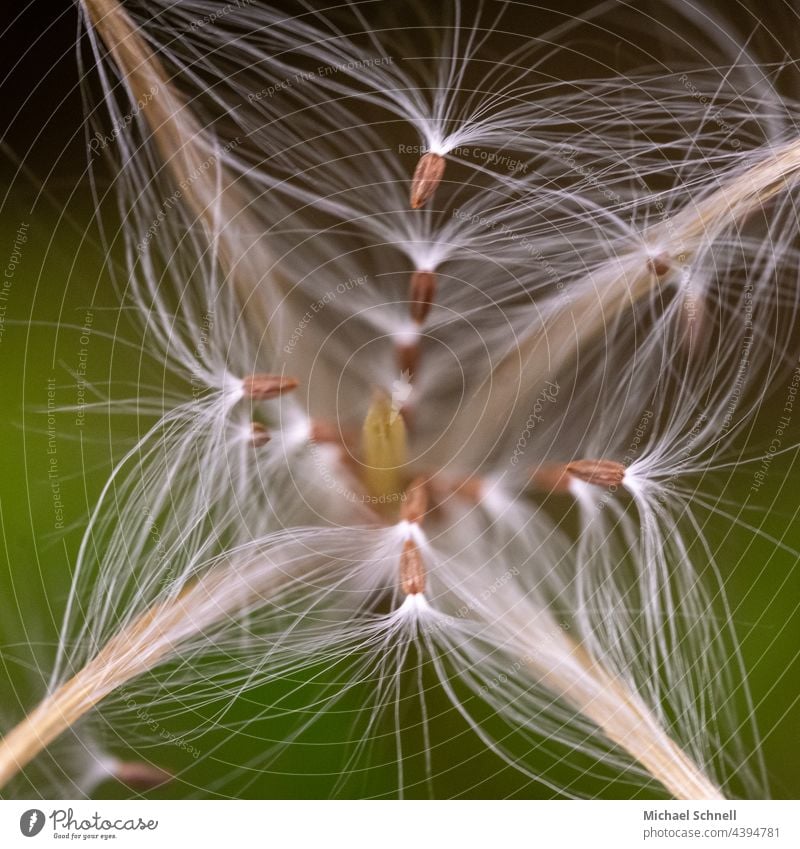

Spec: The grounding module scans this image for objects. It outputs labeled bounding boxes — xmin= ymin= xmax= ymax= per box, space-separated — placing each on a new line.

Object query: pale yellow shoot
xmin=361 ymin=391 xmax=408 ymax=510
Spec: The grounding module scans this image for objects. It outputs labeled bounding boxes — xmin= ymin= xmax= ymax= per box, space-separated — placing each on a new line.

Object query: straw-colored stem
xmin=0 ymin=590 xmax=721 ymax=798
xmin=0 ymin=673 xmax=109 ymax=789
xmin=454 ymin=138 xmax=800 ymax=465
xmin=0 ymin=587 xmax=199 ymax=790
xmin=81 ymin=0 xmax=287 ymax=323
xmin=532 ymin=640 xmax=724 ymax=800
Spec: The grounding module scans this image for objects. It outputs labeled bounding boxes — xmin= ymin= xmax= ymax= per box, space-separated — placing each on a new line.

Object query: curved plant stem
xmin=0 ymin=588 xmax=722 ymax=798
xmin=454 ymin=138 xmax=800 ymax=464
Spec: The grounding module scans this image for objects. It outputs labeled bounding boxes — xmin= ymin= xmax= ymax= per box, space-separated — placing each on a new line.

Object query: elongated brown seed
xmin=446 ymin=476 xmax=485 ymax=503
xmin=396 ymin=340 xmax=420 ymax=376
xmin=310 ymin=419 xmax=346 ymax=445
xmin=399 ymin=538 xmax=426 ymax=595
xmin=428 ymin=475 xmax=485 ymax=511
xmin=409 ymin=270 xmax=437 ymax=324
xmin=113 ymin=760 xmax=173 ymax=790
xmin=410 ymin=153 xmax=446 ymax=209
xmin=566 ymin=459 xmax=626 ymax=487
xmin=241 ymin=373 xmax=299 ymax=400
xmin=250 ymin=422 xmax=271 ymax=447
xmin=647 ymin=252 xmax=672 ymax=277
xmin=529 ymin=464 xmax=572 ymax=493
xmin=401 ymin=476 xmax=429 ymax=525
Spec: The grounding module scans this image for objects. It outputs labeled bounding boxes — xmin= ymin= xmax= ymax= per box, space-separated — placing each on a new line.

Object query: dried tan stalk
xmin=535 ymin=641 xmax=725 ymax=800
xmin=0 ymin=584 xmax=722 ymax=798
xmin=0 ymin=570 xmax=237 ymax=789
xmin=82 ymin=0 xmax=288 ymax=324
xmin=453 ymin=139 xmax=800 ymax=457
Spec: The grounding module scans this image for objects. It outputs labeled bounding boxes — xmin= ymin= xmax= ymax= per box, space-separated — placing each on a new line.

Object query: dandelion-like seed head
xmin=4 ymin=0 xmax=799 ymax=802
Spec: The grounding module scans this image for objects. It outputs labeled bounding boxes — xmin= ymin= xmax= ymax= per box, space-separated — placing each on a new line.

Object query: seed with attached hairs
xmin=401 ymin=476 xmax=429 ymax=525
xmin=399 ymin=537 xmax=426 ymax=595
xmin=241 ymin=374 xmax=299 ymax=400
xmin=429 ymin=475 xmax=485 ymax=507
xmin=409 ymin=270 xmax=437 ymax=323
xmin=410 ymin=152 xmax=446 ymax=208
xmin=647 ymin=253 xmax=672 ymax=277
xmin=250 ymin=422 xmax=271 ymax=446
xmin=529 ymin=464 xmax=572 ymax=493
xmin=396 ymin=340 xmax=420 ymax=376
xmin=310 ymin=419 xmax=343 ymax=444
xmin=447 ymin=476 xmax=485 ymax=503
xmin=566 ymin=459 xmax=626 ymax=487
xmin=113 ymin=760 xmax=173 ymax=790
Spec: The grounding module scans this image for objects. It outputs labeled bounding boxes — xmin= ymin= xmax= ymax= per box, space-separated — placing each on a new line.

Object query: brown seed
xmin=529 ymin=464 xmax=572 ymax=494
xmin=430 ymin=475 xmax=485 ymax=504
xmin=241 ymin=373 xmax=299 ymax=400
xmin=566 ymin=459 xmax=625 ymax=488
xmin=647 ymin=253 xmax=672 ymax=277
xmin=409 ymin=270 xmax=437 ymax=324
xmin=310 ymin=419 xmax=343 ymax=445
xmin=250 ymin=422 xmax=271 ymax=447
xmin=113 ymin=760 xmax=173 ymax=790
xmin=410 ymin=152 xmax=446 ymax=209
xmin=396 ymin=340 xmax=420 ymax=376
xmin=310 ymin=420 xmax=360 ymax=473
xmin=450 ymin=476 xmax=484 ymax=502
xmin=399 ymin=537 xmax=426 ymax=595
xmin=401 ymin=476 xmax=429 ymax=525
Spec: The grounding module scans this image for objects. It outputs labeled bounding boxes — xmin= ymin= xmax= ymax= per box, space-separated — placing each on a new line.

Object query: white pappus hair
xmin=3 ymin=0 xmax=800 ymax=800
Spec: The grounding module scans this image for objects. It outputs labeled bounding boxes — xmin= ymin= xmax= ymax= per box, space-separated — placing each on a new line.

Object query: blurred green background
xmin=0 ymin=0 xmax=798 ymax=799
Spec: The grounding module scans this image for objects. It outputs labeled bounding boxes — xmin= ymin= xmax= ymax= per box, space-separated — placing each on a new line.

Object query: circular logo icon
xmin=19 ymin=810 xmax=46 ymax=837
